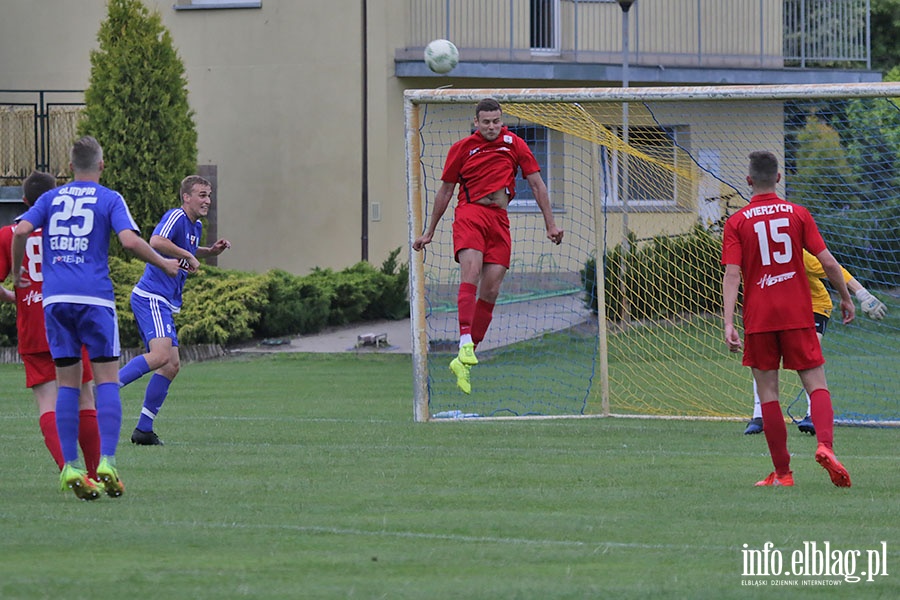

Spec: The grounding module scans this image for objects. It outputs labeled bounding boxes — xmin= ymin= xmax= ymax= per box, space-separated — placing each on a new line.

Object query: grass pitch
xmin=0 ymin=353 xmax=897 ymax=599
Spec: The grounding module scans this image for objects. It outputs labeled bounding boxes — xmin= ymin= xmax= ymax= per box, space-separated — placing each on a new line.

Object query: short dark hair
xmin=22 ymin=171 xmax=57 ymax=206
xmin=70 ymin=135 xmax=103 ymax=173
xmin=180 ymin=175 xmax=211 ymax=198
xmin=748 ymin=150 xmax=779 ymax=187
xmin=475 ymin=98 xmax=501 ymax=118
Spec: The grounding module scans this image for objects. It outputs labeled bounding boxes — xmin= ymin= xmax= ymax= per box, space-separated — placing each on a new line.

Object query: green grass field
xmin=1 ymin=353 xmax=897 ymax=599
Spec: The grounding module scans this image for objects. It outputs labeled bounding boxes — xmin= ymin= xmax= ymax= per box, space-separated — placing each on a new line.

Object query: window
xmin=174 ymin=0 xmax=262 ymax=10
xmin=508 ymin=124 xmax=551 ymax=211
xmin=601 ymin=125 xmax=687 ymax=208
xmin=530 ymin=0 xmax=560 ymax=54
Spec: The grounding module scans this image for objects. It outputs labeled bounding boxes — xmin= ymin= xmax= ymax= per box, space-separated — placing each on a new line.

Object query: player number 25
xmin=753 ymin=218 xmax=792 ymax=266
xmin=48 ymin=196 xmax=97 ymax=237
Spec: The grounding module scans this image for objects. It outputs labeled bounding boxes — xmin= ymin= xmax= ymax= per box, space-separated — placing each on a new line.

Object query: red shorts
xmin=452 ymin=202 xmax=511 ymax=268
xmin=742 ymin=327 xmax=824 ymax=371
xmin=21 ymin=347 xmax=94 ymax=389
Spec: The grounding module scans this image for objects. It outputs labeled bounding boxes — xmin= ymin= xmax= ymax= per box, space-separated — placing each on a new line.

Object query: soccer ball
xmin=424 ymin=39 xmax=459 ymax=74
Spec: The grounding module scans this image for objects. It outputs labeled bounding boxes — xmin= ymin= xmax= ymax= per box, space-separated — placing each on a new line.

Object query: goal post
xmin=405 ymin=83 xmax=900 ymax=424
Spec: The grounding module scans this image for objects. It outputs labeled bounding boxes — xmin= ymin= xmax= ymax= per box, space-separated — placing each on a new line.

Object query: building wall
xmin=0 ymin=0 xmax=806 ymax=278
xmin=0 ymin=0 xmax=385 ymax=275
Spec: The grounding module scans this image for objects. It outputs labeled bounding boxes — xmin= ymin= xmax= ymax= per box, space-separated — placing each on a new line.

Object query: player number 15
xmin=753 ymin=218 xmax=792 ymax=266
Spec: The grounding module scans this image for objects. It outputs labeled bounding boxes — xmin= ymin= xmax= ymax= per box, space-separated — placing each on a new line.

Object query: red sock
xmin=761 ymin=401 xmax=791 ymax=475
xmin=808 ymin=388 xmax=834 ymax=449
xmin=79 ymin=409 xmax=101 ymax=480
xmin=471 ymin=299 xmax=495 ymax=347
xmin=457 ymin=282 xmax=477 ymax=337
xmin=38 ymin=411 xmax=64 ymax=470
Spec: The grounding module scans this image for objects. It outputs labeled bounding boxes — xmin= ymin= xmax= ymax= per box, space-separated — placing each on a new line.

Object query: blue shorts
xmin=43 ymin=303 xmax=120 ymax=360
xmin=131 ymin=292 xmax=180 ymax=350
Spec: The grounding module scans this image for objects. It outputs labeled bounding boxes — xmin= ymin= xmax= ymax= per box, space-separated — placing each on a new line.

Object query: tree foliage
xmin=871 ymin=0 xmax=900 ymax=71
xmin=78 ymin=0 xmax=197 ymax=255
xmin=788 ymin=106 xmax=900 ymax=287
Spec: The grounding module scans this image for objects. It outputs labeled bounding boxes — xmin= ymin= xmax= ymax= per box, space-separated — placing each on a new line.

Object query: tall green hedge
xmin=78 ymin=0 xmax=197 ymax=253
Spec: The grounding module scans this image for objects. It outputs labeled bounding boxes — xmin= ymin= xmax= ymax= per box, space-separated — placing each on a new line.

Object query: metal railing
xmin=401 ymin=0 xmax=870 ymax=70
xmin=0 ymin=90 xmax=84 ymax=186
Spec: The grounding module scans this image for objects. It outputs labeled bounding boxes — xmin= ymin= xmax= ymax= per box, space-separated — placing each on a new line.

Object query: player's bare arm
xmin=722 ymin=263 xmax=743 ymax=352
xmin=151 ymin=234 xmax=200 ymax=272
xmin=197 ymin=239 xmax=232 ymax=258
xmin=413 ymin=181 xmax=456 ymax=251
xmin=10 ymin=220 xmax=35 ymax=288
xmin=525 ymin=172 xmax=563 ymax=245
xmin=119 ymin=230 xmax=181 ymax=278
xmin=816 ymin=248 xmax=855 ymax=324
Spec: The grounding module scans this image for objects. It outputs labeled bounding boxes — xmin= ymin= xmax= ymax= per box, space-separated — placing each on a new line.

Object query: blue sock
xmin=56 ymin=386 xmax=81 ymax=463
xmin=137 ymin=373 xmax=172 ymax=432
xmin=95 ymin=382 xmax=122 ymax=457
xmin=118 ymin=355 xmax=151 ymax=387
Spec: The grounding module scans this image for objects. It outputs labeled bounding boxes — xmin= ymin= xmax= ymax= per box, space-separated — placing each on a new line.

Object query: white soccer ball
xmin=424 ymin=39 xmax=459 ymax=74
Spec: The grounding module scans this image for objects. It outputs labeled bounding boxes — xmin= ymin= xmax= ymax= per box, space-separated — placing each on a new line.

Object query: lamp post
xmin=617 ymin=0 xmax=634 ymax=323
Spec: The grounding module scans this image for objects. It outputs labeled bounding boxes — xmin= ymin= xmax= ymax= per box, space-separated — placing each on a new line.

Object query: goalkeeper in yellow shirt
xmin=743 ymin=250 xmax=888 ymax=435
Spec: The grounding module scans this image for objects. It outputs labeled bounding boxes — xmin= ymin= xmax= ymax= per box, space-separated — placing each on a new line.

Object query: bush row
xmin=0 ymin=248 xmax=409 ymax=348
xmin=580 ymin=227 xmax=723 ymax=320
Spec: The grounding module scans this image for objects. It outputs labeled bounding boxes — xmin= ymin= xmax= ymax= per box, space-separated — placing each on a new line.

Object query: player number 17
xmin=753 ymin=218 xmax=792 ymax=266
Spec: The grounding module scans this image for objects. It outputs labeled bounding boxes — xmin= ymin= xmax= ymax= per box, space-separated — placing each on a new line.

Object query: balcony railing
xmin=399 ymin=0 xmax=870 ymax=70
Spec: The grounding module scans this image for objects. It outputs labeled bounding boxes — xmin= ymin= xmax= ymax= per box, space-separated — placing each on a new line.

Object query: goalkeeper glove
xmin=855 ymin=288 xmax=887 ymax=320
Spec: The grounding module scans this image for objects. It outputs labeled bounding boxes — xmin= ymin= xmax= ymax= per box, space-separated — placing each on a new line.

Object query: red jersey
xmin=0 ymin=224 xmax=49 ymax=354
xmin=441 ymin=126 xmax=540 ymax=206
xmin=721 ymin=192 xmax=827 ymax=334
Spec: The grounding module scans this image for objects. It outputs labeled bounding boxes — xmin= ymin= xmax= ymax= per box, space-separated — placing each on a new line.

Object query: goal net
xmin=405 ymin=83 xmax=900 ymax=424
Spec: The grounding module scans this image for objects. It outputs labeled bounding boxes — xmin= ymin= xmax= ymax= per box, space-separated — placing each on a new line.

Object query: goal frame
xmin=405 ymin=81 xmax=900 ymax=423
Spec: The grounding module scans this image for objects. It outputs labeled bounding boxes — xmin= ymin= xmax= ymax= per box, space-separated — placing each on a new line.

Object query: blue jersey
xmin=132 ymin=208 xmax=201 ymax=311
xmin=19 ymin=181 xmax=139 ymax=309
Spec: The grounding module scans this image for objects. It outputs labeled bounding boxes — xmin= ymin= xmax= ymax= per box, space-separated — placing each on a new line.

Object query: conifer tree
xmin=78 ymin=0 xmax=197 ymax=253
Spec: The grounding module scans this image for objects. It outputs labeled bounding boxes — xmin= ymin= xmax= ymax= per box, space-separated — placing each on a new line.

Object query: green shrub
xmin=363 ymin=247 xmax=410 ymax=321
xmin=582 ymin=227 xmax=722 ymax=321
xmin=0 ymin=250 xmax=410 ymax=349
xmin=178 ymin=265 xmax=267 ymax=345
xmin=257 ymin=269 xmax=331 ymax=337
xmin=0 ymin=298 xmax=16 ymax=347
xmin=307 ymin=264 xmax=381 ymax=326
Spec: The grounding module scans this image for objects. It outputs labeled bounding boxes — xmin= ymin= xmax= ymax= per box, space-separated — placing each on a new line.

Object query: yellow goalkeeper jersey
xmin=803 ymin=250 xmax=852 ymax=318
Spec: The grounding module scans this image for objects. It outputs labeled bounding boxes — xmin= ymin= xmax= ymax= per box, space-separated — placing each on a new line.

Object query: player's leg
xmin=797 ymin=324 xmax=826 ymax=435
xmin=81 ymin=305 xmax=128 ymax=497
xmin=447 ymin=249 xmax=478 ymax=393
xmin=471 ymin=263 xmax=506 ymax=348
xmin=787 ymin=328 xmax=850 ymax=487
xmin=752 ymin=368 xmax=793 ymax=486
xmin=746 ymin=332 xmax=792 ymax=486
xmin=797 ymin=366 xmax=850 ymax=487
xmin=56 ymin=359 xmax=100 ymax=500
xmin=23 ymin=353 xmax=64 ymax=470
xmin=92 ymin=360 xmax=126 ymax=497
xmin=133 ymin=339 xmax=179 ymax=446
xmin=471 ymin=212 xmax=511 ymax=350
xmin=456 ymin=248 xmax=483 ymax=364
xmin=119 ymin=293 xmax=171 ymax=386
xmin=744 ymin=377 xmax=764 ymax=435
xmin=76 ymin=347 xmax=101 ymax=480
xmin=44 ymin=304 xmax=100 ymax=500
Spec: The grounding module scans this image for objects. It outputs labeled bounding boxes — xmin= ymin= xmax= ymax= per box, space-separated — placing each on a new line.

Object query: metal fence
xmin=0 ymin=90 xmax=84 ymax=187
xmin=402 ymin=0 xmax=870 ymax=69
